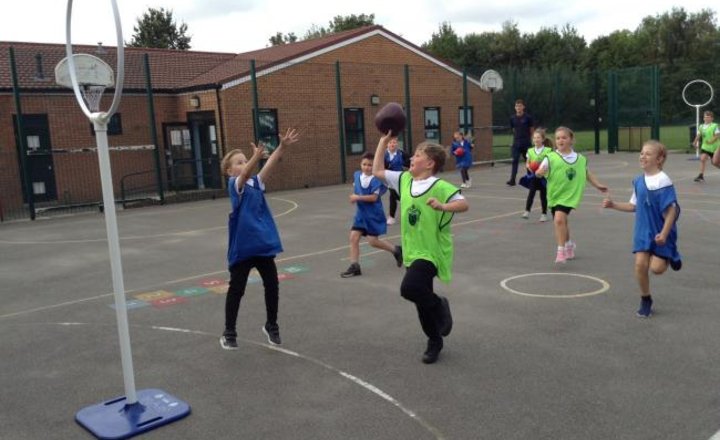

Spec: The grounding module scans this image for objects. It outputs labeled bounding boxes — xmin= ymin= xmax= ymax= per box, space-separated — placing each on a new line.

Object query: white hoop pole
xmin=65 ymin=0 xmax=137 ymax=405
xmin=682 ymin=79 xmax=714 ymax=159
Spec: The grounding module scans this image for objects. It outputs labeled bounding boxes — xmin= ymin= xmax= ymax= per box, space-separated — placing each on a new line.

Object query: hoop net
xmin=82 ymin=85 xmax=107 ymax=113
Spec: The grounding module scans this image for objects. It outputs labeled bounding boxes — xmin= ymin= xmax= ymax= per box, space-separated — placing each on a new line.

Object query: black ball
xmin=374 ymin=102 xmax=406 ymax=136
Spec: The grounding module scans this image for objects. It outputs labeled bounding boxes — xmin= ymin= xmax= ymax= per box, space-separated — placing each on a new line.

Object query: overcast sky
xmin=2 ymin=0 xmax=718 ymax=54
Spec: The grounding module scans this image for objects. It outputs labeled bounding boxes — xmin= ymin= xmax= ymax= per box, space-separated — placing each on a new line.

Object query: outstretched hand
xmin=379 ymin=130 xmax=394 ymax=148
xmin=279 ymin=128 xmax=300 ymax=147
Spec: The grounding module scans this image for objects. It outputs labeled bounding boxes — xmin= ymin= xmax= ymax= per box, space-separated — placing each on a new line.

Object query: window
xmin=89 ymin=113 xmax=122 ymax=135
xmin=255 ymin=109 xmax=279 ymax=150
xmin=458 ymin=106 xmax=474 ymax=136
xmin=424 ymin=107 xmax=441 ymax=142
xmin=344 ymin=108 xmax=365 ymax=154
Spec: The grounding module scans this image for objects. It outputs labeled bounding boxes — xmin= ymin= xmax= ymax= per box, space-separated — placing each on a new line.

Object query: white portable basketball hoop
xmin=55 ymin=54 xmax=114 ymax=114
xmin=480 ymin=69 xmax=503 ymax=93
xmin=682 ymin=79 xmax=714 ymax=159
xmin=61 ymin=1 xmax=189 ymax=438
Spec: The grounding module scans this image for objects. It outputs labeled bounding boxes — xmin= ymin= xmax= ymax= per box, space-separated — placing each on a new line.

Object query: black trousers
xmin=460 ymin=168 xmax=470 ymax=182
xmin=509 ymin=144 xmax=528 ymax=183
xmin=400 ymin=259 xmax=443 ymax=341
xmin=224 ymin=256 xmax=279 ymax=336
xmin=388 ymin=189 xmax=400 ymax=217
xmin=525 ymin=177 xmax=547 ymax=213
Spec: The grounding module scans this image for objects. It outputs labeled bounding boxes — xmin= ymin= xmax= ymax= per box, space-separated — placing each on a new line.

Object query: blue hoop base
xmin=76 ymin=388 xmax=190 ymax=439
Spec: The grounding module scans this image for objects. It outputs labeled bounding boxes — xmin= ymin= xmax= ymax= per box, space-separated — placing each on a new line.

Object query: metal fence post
xmin=404 ymin=64 xmax=413 ymax=151
xmin=9 ymin=46 xmax=35 ymax=220
xmin=143 ymin=53 xmax=164 ymax=204
xmin=335 ymin=61 xmax=347 ymax=183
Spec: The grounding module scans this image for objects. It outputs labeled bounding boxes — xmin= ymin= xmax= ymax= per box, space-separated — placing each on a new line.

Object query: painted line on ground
xmin=0 ymin=197 xmax=298 ymax=245
xmin=500 ymin=272 xmax=610 ymax=298
xmin=6 ymin=321 xmax=445 ymax=440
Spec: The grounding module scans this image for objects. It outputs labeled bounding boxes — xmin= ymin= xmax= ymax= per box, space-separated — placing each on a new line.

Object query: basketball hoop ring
xmin=64 ymin=0 xmax=124 ymax=123
xmin=682 ymin=79 xmax=714 ymax=159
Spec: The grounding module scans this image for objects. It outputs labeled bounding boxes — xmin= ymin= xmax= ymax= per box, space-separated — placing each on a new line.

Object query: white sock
xmin=557 ymin=246 xmax=564 ymax=252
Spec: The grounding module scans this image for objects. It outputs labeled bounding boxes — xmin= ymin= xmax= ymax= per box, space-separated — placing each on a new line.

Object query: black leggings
xmin=388 ymin=189 xmax=400 ymax=217
xmin=224 ymin=256 xmax=279 ymax=336
xmin=400 ymin=259 xmax=443 ymax=341
xmin=460 ymin=168 xmax=470 ymax=182
xmin=525 ymin=177 xmax=547 ymax=213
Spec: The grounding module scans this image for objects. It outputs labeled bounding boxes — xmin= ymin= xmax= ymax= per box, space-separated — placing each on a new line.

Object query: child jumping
xmin=373 ymin=132 xmax=469 ymax=364
xmin=341 ymin=152 xmax=403 ymax=278
xmin=451 ymin=131 xmax=473 ymax=188
xmin=693 ymin=110 xmax=720 ymax=182
xmin=219 ymin=128 xmax=300 ymax=350
xmin=522 ymin=128 xmax=552 ymax=222
xmin=535 ymin=126 xmax=607 ymax=263
xmin=603 ymin=140 xmax=682 ymax=318
xmin=384 ymin=138 xmax=408 ymax=225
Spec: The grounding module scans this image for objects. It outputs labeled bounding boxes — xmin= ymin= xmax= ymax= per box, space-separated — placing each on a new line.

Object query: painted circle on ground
xmin=500 ymin=272 xmax=610 ymax=298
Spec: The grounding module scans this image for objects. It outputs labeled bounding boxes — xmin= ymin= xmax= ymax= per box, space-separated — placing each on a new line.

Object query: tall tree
xmin=423 ymin=22 xmax=462 ymax=64
xmin=327 ymin=13 xmax=375 ymax=33
xmin=128 ymin=7 xmax=191 ymax=50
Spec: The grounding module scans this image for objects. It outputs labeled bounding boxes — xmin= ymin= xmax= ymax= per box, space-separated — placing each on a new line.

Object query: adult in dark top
xmin=507 ymin=99 xmax=534 ymax=186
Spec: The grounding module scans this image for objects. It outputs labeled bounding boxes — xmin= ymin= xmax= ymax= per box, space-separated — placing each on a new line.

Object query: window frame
xmin=343 ymin=108 xmax=365 ymax=155
xmin=424 ymin=107 xmax=441 ymax=142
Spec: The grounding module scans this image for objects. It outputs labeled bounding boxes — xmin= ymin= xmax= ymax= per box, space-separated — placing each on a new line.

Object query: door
xmin=14 ymin=114 xmax=57 ymax=203
xmin=163 ymin=123 xmax=194 ymax=190
xmin=188 ymin=111 xmax=221 ymax=190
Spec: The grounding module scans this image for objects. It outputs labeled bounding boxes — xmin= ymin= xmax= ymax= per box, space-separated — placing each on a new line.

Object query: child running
xmin=341 ymin=152 xmax=403 ymax=278
xmin=693 ymin=110 xmax=720 ymax=182
xmin=451 ymin=131 xmax=473 ymax=188
xmin=535 ymin=126 xmax=608 ymax=263
xmin=522 ymin=128 xmax=552 ymax=222
xmin=373 ymin=131 xmax=469 ymax=364
xmin=384 ymin=138 xmax=408 ymax=225
xmin=219 ymin=128 xmax=300 ymax=350
xmin=603 ymin=140 xmax=682 ymax=318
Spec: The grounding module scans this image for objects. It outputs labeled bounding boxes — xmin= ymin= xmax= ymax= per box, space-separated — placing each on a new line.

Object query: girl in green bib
xmin=522 ymin=128 xmax=553 ymax=222
xmin=536 ymin=127 xmax=608 ymax=264
xmin=692 ymin=110 xmax=720 ymax=182
xmin=373 ymin=131 xmax=469 ymax=364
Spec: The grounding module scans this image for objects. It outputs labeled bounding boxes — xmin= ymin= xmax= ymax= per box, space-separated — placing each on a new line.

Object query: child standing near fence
xmin=522 ymin=128 xmax=552 ymax=222
xmin=220 ymin=128 xmax=300 ymax=350
xmin=341 ymin=152 xmax=403 ymax=278
xmin=451 ymin=131 xmax=473 ymax=188
xmin=603 ymin=140 xmax=682 ymax=318
xmin=535 ymin=126 xmax=608 ymax=263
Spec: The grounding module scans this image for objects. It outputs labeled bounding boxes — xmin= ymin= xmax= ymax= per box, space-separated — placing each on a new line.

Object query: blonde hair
xmin=534 ymin=127 xmax=553 ymax=148
xmin=415 ymin=141 xmax=446 ymax=174
xmin=643 ymin=140 xmax=667 ymax=169
xmin=221 ymin=149 xmax=244 ymax=176
xmin=555 ymin=126 xmax=575 ymax=140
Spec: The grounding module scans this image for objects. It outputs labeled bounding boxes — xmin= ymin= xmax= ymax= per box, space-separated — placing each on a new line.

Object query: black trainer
xmin=393 ymin=245 xmax=403 ymax=267
xmin=694 ymin=174 xmax=705 ymax=182
xmin=341 ymin=263 xmax=361 ymax=278
xmin=670 ymin=258 xmax=682 ymax=271
xmin=220 ymin=335 xmax=238 ymax=350
xmin=422 ymin=338 xmax=443 ymax=364
xmin=262 ymin=323 xmax=282 ymax=346
xmin=438 ymin=296 xmax=453 ymax=337
xmin=506 ymin=180 xmax=516 ymax=186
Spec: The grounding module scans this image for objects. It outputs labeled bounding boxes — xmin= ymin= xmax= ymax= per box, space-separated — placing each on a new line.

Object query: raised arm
xmin=257 ymin=128 xmax=300 ymax=182
xmin=236 ymin=143 xmax=266 ymax=190
xmin=372 ymin=131 xmax=394 ymax=182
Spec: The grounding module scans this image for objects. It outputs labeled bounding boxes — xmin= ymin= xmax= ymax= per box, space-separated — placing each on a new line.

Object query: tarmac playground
xmin=2 ymin=151 xmax=720 ymax=440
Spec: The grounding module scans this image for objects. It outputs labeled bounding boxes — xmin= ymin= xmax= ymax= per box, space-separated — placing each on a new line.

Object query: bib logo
xmin=565 ymin=168 xmax=576 ymax=181
xmin=408 ymin=205 xmax=421 ymax=226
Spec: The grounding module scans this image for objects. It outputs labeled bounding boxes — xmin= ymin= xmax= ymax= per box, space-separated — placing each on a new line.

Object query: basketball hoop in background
xmin=682 ymin=79 xmax=714 ymax=160
xmin=54 ymin=54 xmax=114 ymax=114
xmin=57 ymin=1 xmax=190 ymax=438
xmin=480 ymin=69 xmax=503 ymax=93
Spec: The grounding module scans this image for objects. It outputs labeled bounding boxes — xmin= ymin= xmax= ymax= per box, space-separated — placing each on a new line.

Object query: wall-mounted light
xmin=189 ymin=95 xmax=200 ymax=108
xmin=370 ymin=94 xmax=380 ymax=106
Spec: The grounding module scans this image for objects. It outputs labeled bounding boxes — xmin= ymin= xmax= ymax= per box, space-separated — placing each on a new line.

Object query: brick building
xmin=0 ymin=25 xmax=491 ymax=220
